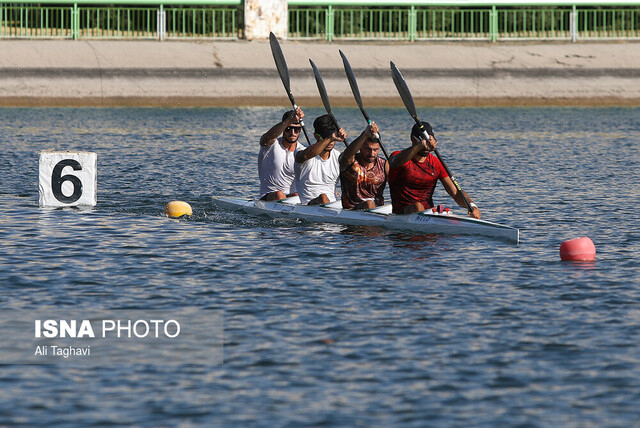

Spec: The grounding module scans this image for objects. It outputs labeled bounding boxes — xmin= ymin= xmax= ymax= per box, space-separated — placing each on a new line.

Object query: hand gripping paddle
xmin=269 ymin=32 xmax=311 ymax=146
xmin=339 ymin=50 xmax=389 ymax=161
xmin=390 ymin=61 xmax=474 ymax=213
xmin=309 ymin=59 xmax=348 ymax=147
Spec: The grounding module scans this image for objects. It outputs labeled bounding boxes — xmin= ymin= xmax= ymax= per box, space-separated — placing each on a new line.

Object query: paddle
xmin=308 ymin=59 xmax=348 ymax=148
xmin=269 ymin=32 xmax=311 ymax=146
xmin=339 ymin=50 xmax=389 ymax=161
xmin=390 ymin=61 xmax=474 ymax=213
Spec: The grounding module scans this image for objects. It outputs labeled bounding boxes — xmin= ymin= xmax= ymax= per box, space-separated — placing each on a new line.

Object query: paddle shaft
xmin=269 ymin=32 xmax=312 ymax=146
xmin=390 ymin=61 xmax=474 ymax=213
xmin=411 ymin=117 xmax=474 ymax=213
xmin=284 ymin=93 xmax=312 ymax=147
xmin=340 ymin=50 xmax=389 ymax=161
xmin=309 ymin=59 xmax=348 ymax=148
xmin=359 ymin=115 xmax=388 ymax=160
xmin=329 ymin=113 xmax=349 ymax=148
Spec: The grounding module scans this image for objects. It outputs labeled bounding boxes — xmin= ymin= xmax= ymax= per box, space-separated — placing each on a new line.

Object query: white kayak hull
xmin=212 ymin=196 xmax=520 ymax=244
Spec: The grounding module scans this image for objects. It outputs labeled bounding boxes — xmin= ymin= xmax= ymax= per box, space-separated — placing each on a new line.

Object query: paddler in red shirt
xmin=388 ymin=121 xmax=481 ymax=219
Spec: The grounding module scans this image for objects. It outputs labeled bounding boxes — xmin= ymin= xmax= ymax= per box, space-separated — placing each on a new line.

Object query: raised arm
xmin=389 ymin=134 xmax=437 ymax=169
xmin=295 ymin=128 xmax=346 ymax=163
xmin=339 ymin=122 xmax=379 ymax=171
xmin=259 ymin=107 xmax=304 ymax=146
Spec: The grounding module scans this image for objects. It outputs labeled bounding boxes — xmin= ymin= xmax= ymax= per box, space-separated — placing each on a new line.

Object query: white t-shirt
xmin=258 ymin=138 xmax=304 ymax=198
xmin=295 ymin=149 xmax=341 ymax=205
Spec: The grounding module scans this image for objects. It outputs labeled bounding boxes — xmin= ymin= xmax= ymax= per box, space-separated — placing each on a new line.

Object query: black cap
xmin=411 ymin=121 xmax=434 ymax=139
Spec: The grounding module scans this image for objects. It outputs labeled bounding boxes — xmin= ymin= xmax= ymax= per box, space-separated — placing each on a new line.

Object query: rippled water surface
xmin=1 ymin=107 xmax=639 ymax=426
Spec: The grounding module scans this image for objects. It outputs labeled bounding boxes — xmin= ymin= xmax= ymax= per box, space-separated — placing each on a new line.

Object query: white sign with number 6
xmin=38 ymin=151 xmax=97 ymax=208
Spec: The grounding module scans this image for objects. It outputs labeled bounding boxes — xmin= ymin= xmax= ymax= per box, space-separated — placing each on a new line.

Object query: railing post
xmin=72 ymin=3 xmax=79 ymax=40
xmin=326 ymin=5 xmax=334 ymax=41
xmin=409 ymin=5 xmax=416 ymax=41
xmin=570 ymin=5 xmax=577 ymax=42
xmin=157 ymin=4 xmax=166 ymax=41
xmin=490 ymin=5 xmax=497 ymax=42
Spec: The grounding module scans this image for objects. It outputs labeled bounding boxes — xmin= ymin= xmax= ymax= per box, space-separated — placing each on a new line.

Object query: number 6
xmin=51 ymin=159 xmax=83 ymax=203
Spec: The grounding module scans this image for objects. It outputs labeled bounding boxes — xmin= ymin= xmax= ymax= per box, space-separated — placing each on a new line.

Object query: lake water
xmin=1 ymin=106 xmax=639 ymax=426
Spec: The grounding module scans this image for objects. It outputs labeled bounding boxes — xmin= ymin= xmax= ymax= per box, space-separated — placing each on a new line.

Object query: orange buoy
xmin=560 ymin=237 xmax=596 ymax=261
xmin=164 ymin=201 xmax=192 ymax=218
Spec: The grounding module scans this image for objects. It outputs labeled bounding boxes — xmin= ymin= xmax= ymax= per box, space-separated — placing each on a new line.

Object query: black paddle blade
xmin=340 ymin=50 xmax=367 ymax=118
xmin=309 ymin=59 xmax=347 ymax=147
xmin=309 ymin=59 xmax=333 ymax=116
xmin=268 ymin=32 xmax=311 ymax=146
xmin=390 ymin=61 xmax=420 ymax=121
xmin=390 ymin=66 xmax=472 ymax=211
xmin=269 ymin=32 xmax=291 ymax=96
xmin=341 ymin=51 xmax=388 ymax=160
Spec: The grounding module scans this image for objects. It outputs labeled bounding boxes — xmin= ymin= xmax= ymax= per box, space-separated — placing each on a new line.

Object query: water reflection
xmin=1 ymin=107 xmax=640 ymax=426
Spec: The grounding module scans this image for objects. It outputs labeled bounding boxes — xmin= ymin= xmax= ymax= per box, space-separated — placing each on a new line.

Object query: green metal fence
xmin=0 ymin=2 xmax=241 ymax=40
xmin=78 ymin=7 xmax=156 ymax=38
xmin=414 ymin=8 xmax=492 ymax=40
xmin=333 ymin=7 xmax=411 ymax=39
xmin=289 ymin=6 xmax=413 ymax=40
xmin=496 ymin=8 xmax=572 ymax=40
xmin=288 ymin=4 xmax=640 ymax=41
xmin=578 ymin=7 xmax=638 ymax=38
xmin=1 ymin=1 xmax=640 ymax=41
xmin=165 ymin=6 xmax=238 ymax=39
xmin=289 ymin=6 xmax=327 ymax=39
xmin=1 ymin=4 xmax=73 ymax=38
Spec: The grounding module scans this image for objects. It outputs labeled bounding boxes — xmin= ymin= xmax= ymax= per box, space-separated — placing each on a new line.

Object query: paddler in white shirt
xmin=294 ymin=114 xmax=346 ymax=205
xmin=258 ymin=107 xmax=305 ymax=201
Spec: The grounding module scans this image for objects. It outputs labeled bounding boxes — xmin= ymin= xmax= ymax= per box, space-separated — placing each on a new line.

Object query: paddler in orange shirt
xmin=339 ymin=121 xmax=389 ymax=210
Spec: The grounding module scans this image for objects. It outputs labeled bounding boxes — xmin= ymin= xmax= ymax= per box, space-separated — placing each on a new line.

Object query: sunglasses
xmin=285 ymin=126 xmax=302 ymax=133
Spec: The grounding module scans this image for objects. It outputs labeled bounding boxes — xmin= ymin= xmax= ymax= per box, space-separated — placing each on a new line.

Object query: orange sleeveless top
xmin=340 ymin=156 xmax=386 ymax=209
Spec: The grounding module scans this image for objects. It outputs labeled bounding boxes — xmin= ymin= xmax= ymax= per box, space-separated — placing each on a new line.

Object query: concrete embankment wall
xmin=1 ymin=40 xmax=639 ymax=107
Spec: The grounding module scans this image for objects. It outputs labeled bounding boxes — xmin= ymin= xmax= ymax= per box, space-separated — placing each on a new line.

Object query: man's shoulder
xmin=258 ymin=143 xmax=272 ymax=156
xmin=426 ymin=152 xmax=442 ymax=166
xmin=329 ymin=149 xmax=342 ymax=164
xmin=389 ymin=150 xmax=402 ymax=162
xmin=260 ymin=136 xmax=281 ymax=149
xmin=388 ymin=151 xmax=406 ymax=170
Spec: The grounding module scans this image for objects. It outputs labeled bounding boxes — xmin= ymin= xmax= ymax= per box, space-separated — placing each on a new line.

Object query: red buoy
xmin=560 ymin=237 xmax=596 ymax=261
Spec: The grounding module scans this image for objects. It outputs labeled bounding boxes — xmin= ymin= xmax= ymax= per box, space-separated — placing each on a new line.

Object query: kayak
xmin=212 ymin=196 xmax=520 ymax=244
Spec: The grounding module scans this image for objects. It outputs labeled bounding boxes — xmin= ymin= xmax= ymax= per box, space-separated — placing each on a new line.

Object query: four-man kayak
xmin=212 ymin=196 xmax=520 ymax=244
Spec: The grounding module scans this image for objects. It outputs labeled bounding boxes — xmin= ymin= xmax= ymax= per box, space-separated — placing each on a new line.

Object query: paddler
xmin=294 ymin=115 xmax=346 ymax=205
xmin=339 ymin=121 xmax=389 ymax=210
xmin=258 ymin=107 xmax=305 ymax=201
xmin=389 ymin=121 xmax=481 ymax=219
